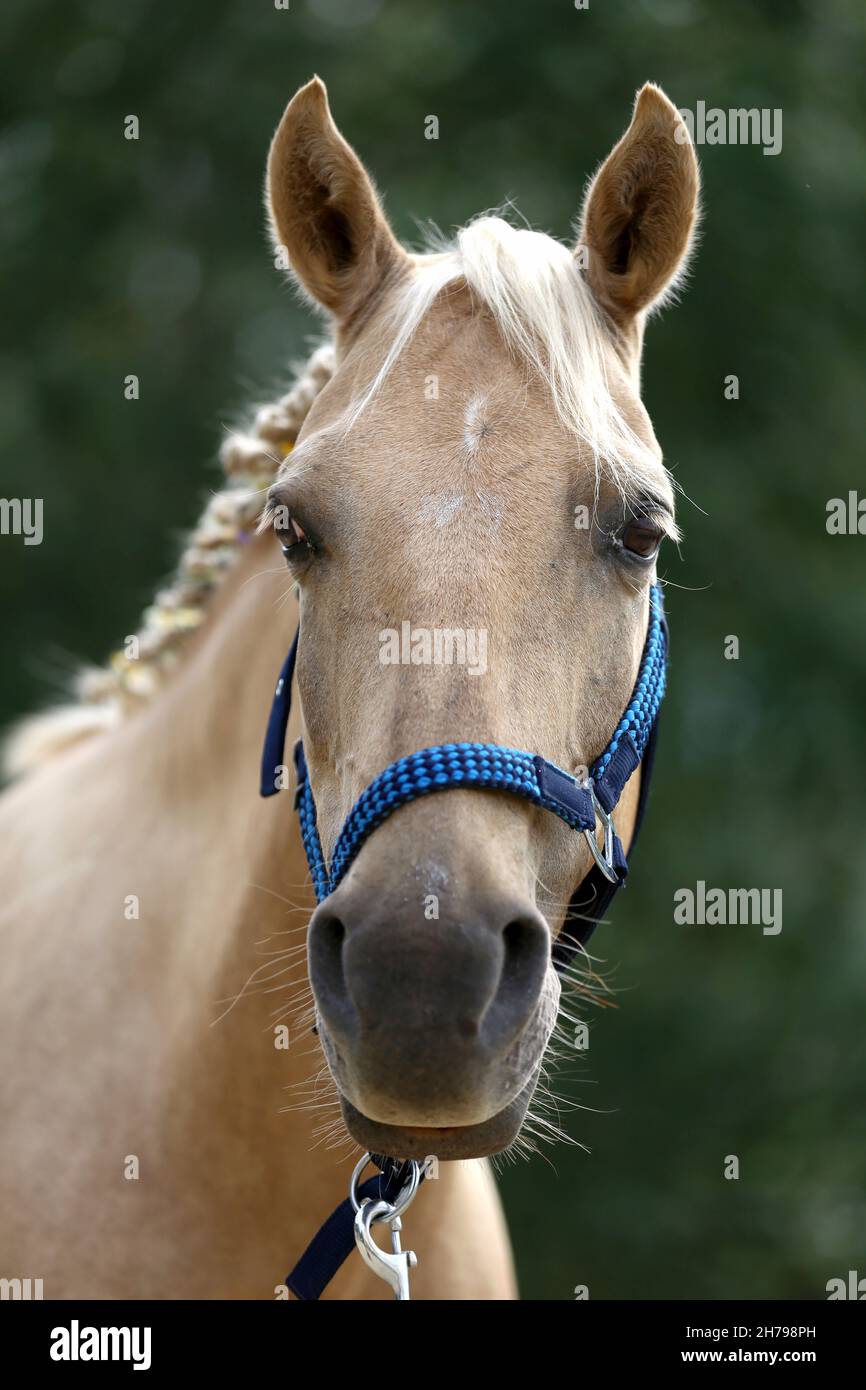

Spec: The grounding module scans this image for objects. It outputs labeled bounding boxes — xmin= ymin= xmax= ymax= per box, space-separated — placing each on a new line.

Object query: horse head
xmin=265 ymin=78 xmax=698 ymax=1160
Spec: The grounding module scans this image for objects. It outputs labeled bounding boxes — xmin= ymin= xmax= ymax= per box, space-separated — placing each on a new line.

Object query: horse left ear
xmin=579 ymin=84 xmax=699 ymax=327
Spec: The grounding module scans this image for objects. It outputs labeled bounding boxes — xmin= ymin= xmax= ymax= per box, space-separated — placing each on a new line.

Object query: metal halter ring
xmin=349 ymin=1153 xmax=423 ymax=1222
xmin=582 ymin=782 xmax=618 ymax=885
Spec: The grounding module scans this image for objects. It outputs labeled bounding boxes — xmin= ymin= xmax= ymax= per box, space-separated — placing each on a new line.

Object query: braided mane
xmin=3 ymin=344 xmax=334 ymax=777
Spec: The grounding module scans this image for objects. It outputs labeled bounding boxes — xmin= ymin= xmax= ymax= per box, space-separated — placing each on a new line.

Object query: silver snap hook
xmin=354 ymin=1200 xmax=418 ymax=1300
xmin=349 ymin=1153 xmax=423 ymax=1300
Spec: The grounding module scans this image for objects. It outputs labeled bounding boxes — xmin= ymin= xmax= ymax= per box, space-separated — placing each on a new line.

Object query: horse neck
xmin=142 ymin=531 xmax=298 ymax=811
xmin=137 ymin=526 xmax=312 ymax=970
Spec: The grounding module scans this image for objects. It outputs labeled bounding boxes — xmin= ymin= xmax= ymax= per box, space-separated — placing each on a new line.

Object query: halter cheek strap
xmin=259 ymin=584 xmax=667 ymax=960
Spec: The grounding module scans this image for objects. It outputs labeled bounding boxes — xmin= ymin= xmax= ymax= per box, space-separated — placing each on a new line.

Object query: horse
xmin=0 ymin=77 xmax=698 ymax=1300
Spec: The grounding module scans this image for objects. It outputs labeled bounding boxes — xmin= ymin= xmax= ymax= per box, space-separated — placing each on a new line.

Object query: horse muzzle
xmin=308 ymin=886 xmax=560 ymax=1159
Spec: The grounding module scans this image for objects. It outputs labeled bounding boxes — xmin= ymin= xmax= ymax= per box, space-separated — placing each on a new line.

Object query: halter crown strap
xmin=260 ymin=584 xmax=667 ymax=955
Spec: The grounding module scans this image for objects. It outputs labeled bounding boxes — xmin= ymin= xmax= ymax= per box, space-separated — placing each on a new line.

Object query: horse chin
xmin=338 ymin=1069 xmax=540 ymax=1161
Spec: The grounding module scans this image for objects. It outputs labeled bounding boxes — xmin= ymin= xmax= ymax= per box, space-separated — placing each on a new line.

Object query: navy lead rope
xmin=261 ymin=584 xmax=668 ymax=1297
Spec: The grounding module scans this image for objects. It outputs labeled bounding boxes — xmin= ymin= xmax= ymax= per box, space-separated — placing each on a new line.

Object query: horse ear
xmin=267 ymin=77 xmax=409 ymax=322
xmin=579 ymin=84 xmax=699 ymax=327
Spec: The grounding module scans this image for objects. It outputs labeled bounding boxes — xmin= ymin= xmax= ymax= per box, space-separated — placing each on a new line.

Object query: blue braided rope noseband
xmin=261 ymin=584 xmax=667 ymax=960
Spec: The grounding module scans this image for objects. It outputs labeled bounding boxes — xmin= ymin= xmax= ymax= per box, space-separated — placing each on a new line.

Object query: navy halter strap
xmin=260 ymin=583 xmax=668 ymax=963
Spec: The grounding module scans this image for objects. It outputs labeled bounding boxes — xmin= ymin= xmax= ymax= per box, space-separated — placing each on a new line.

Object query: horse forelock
xmin=344 ymin=213 xmax=678 ymax=519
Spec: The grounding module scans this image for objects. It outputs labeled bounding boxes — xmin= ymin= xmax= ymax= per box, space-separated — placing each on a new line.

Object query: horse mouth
xmin=338 ymin=1071 xmax=539 ymax=1161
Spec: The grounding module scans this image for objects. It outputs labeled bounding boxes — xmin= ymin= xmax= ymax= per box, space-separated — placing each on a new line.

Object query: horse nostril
xmin=308 ymin=909 xmax=358 ymax=1040
xmin=480 ymin=913 xmax=550 ymax=1051
xmin=501 ymin=916 xmax=548 ymax=1001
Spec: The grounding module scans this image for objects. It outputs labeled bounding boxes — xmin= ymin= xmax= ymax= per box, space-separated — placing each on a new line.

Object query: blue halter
xmin=260 ymin=584 xmax=668 ymax=962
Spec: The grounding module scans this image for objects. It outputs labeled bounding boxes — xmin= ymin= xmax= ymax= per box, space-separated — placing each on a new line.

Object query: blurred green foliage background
xmin=2 ymin=0 xmax=864 ymax=1299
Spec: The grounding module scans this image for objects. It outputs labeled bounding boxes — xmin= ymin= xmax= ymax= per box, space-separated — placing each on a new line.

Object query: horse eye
xmin=621 ymin=518 xmax=663 ymax=560
xmin=273 ymin=506 xmax=311 ymax=557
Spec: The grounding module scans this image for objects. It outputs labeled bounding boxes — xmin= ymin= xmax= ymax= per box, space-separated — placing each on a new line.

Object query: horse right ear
xmin=267 ymin=77 xmax=409 ymax=325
